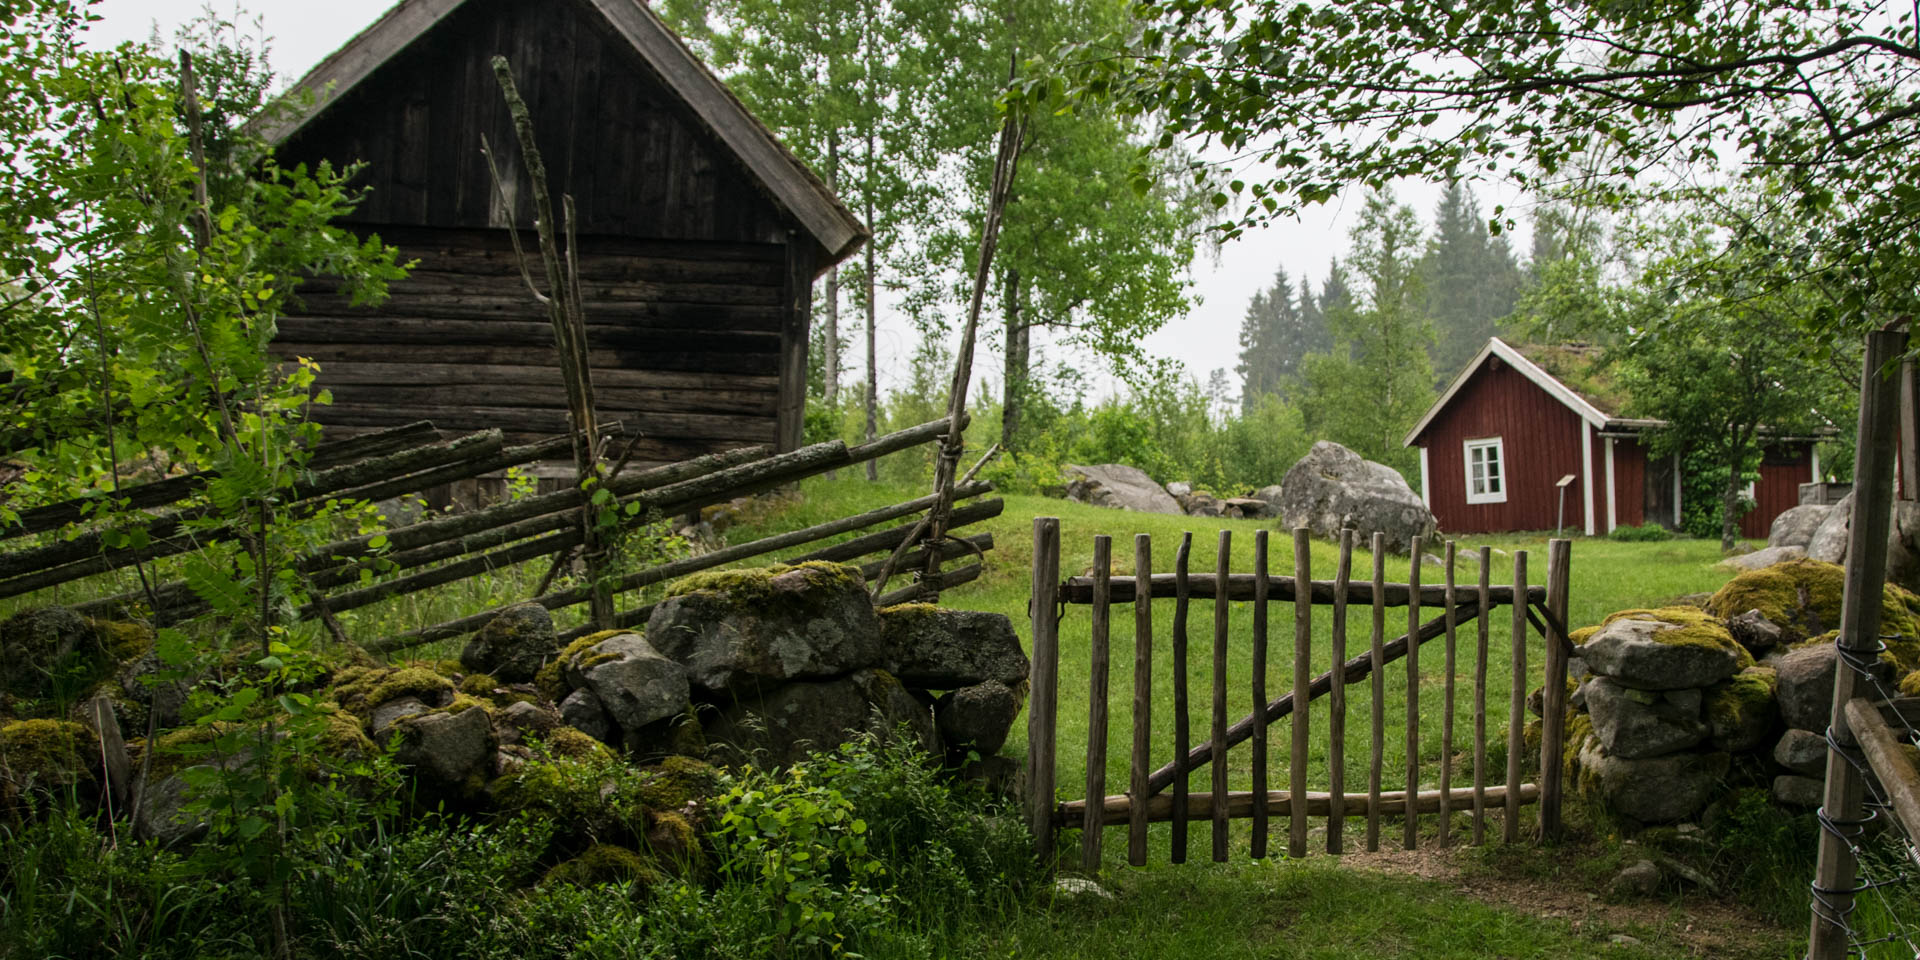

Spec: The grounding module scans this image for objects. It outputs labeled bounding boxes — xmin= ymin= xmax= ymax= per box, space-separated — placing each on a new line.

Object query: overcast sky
xmin=85 ymin=0 xmax=1532 ymax=400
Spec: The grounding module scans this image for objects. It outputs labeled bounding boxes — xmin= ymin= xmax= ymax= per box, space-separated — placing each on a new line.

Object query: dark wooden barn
xmin=259 ymin=0 xmax=867 ymax=465
xmin=1404 ymin=338 xmax=1825 ymax=538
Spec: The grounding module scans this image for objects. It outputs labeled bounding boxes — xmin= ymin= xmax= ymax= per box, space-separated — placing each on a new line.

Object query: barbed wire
xmin=1811 ymin=631 xmax=1920 ymax=959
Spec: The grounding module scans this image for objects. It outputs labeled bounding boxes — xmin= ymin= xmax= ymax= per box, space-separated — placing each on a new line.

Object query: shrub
xmin=1608 ymin=523 xmax=1675 ymax=542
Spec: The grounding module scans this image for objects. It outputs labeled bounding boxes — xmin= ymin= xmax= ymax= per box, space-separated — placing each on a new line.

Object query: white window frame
xmin=1464 ymin=437 xmax=1508 ymax=505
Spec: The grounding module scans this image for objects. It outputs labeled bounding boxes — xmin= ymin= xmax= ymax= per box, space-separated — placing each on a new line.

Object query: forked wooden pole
xmin=1129 ymin=534 xmax=1154 ymax=867
xmin=1329 ymin=529 xmax=1353 ymax=855
xmin=1212 ymin=530 xmax=1232 ymax=862
xmin=1505 ymin=551 xmax=1529 ymax=844
xmin=1172 ymin=533 xmax=1193 ymax=863
xmin=1290 ymin=528 xmax=1312 ymax=859
xmin=1027 ymin=518 xmax=1061 ymax=859
xmin=1252 ymin=530 xmax=1271 ymax=859
xmin=1083 ymin=535 xmax=1114 ymax=873
xmin=1539 ymin=538 xmax=1572 ymax=841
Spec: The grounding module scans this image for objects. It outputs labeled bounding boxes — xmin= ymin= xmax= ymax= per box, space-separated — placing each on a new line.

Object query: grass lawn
xmin=726 ymin=476 xmax=1802 ymax=960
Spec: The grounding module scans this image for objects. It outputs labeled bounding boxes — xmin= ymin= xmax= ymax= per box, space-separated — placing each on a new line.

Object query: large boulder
xmin=1710 ymin=558 xmax=1920 ymax=667
xmin=1275 ymin=442 xmax=1435 ymax=553
xmin=1578 ymin=610 xmax=1751 ymax=690
xmin=934 ymin=680 xmax=1023 ymax=756
xmin=704 ymin=669 xmax=937 ymax=768
xmin=1577 ymin=740 xmax=1730 ymax=822
xmin=877 ymin=605 xmax=1028 ymax=688
xmin=579 ymin=633 xmax=691 ymax=733
xmin=1584 ymin=678 xmax=1708 ymax=759
xmin=1805 ymin=493 xmax=1853 ymax=564
xmin=647 ymin=563 xmax=884 ymax=697
xmin=460 ymin=602 xmax=557 ymax=683
xmin=0 ymin=606 xmax=95 ymax=698
xmin=1769 ymin=505 xmax=1831 ymax=549
xmin=1062 ymin=464 xmax=1183 ymax=514
xmin=1720 ymin=545 xmax=1805 ymax=572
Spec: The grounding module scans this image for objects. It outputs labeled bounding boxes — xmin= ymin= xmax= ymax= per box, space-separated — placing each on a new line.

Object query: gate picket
xmin=1211 ymin=531 xmax=1231 ymax=863
xmin=1251 ymin=531 xmax=1270 ymax=860
xmin=1405 ymin=535 xmax=1423 ymax=851
xmin=1129 ymin=535 xmax=1152 ymax=866
xmin=1368 ymin=532 xmax=1386 ymax=852
xmin=1083 ymin=535 xmax=1112 ymax=871
xmin=1329 ymin=529 xmax=1352 ymax=855
xmin=1171 ymin=533 xmax=1193 ymax=863
xmin=1290 ymin=528 xmax=1311 ymax=859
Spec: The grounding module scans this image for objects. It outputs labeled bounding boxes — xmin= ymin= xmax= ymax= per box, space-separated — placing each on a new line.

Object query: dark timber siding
xmin=1745 ymin=444 xmax=1815 ymax=539
xmin=272 ymin=0 xmax=812 ymax=461
xmin=1609 ymin=437 xmax=1647 ymax=530
xmin=1418 ymin=358 xmax=1590 ymax=534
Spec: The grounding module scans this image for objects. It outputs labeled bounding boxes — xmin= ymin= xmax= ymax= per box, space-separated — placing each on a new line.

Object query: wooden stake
xmin=1290 ymin=528 xmax=1312 ymax=859
xmin=1330 ymin=529 xmax=1353 ymax=855
xmin=1369 ymin=532 xmax=1386 ymax=852
xmin=1439 ymin=541 xmax=1457 ymax=848
xmin=1212 ymin=530 xmax=1231 ymax=863
xmin=1252 ymin=530 xmax=1270 ymax=859
xmin=1027 ymin=518 xmax=1062 ymax=860
xmin=1505 ymin=550 xmax=1528 ymax=844
xmin=1473 ymin=545 xmax=1491 ymax=845
xmin=1539 ymin=538 xmax=1572 ymax=841
xmin=1172 ymin=532 xmax=1193 ymax=864
xmin=1130 ymin=534 xmax=1153 ymax=867
xmin=1405 ymin=535 xmax=1422 ymax=851
xmin=1083 ymin=535 xmax=1113 ymax=873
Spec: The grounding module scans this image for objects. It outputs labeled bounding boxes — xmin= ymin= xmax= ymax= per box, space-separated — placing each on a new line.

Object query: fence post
xmin=1808 ymin=326 xmax=1907 ymax=960
xmin=1027 ymin=517 xmax=1061 ymax=862
xmin=1539 ymin=538 xmax=1572 ymax=841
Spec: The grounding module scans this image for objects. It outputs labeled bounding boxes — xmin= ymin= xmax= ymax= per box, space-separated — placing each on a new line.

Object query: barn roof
xmin=248 ymin=0 xmax=868 ymax=266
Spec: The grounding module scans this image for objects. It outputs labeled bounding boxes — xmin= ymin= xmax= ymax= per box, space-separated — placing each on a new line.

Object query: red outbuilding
xmin=1403 ymin=338 xmax=1826 ymax=538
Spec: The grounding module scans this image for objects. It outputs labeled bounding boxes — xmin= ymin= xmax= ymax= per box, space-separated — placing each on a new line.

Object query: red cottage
xmin=1403 ymin=338 xmax=1825 ymax=538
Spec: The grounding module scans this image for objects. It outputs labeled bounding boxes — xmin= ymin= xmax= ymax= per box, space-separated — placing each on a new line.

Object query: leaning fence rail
xmin=1026 ymin=519 xmax=1571 ymax=869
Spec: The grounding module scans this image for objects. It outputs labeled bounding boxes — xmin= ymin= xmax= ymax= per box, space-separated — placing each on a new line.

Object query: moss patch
xmin=663 ymin=560 xmax=863 ymax=600
xmin=1597 ymin=606 xmax=1754 ymax=668
xmin=1706 ymin=668 xmax=1777 ymax=733
xmin=334 ymin=666 xmax=454 ymax=713
xmin=535 ymin=634 xmax=608 ymax=703
xmin=1569 ymin=625 xmax=1600 ymax=646
xmin=1900 ymin=670 xmax=1920 ymax=697
xmin=459 ymin=673 xmax=500 ymax=697
xmin=543 ymin=727 xmax=612 ymax=761
xmin=89 ymin=619 xmax=153 ymax=664
xmin=541 ymin=843 xmax=658 ymax=890
xmin=635 ymin=755 xmax=722 ymax=811
xmin=1708 ymin=558 xmax=1920 ymax=667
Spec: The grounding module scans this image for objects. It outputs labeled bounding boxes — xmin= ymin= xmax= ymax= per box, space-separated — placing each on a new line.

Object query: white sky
xmin=85 ymin=0 xmax=1533 ymax=400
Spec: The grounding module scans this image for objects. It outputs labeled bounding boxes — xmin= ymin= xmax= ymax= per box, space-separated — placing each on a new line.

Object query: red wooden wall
xmin=1610 ymin=439 xmax=1647 ymax=528
xmin=1742 ymin=444 xmax=1815 ymax=539
xmin=1417 ymin=358 xmax=1590 ymax=534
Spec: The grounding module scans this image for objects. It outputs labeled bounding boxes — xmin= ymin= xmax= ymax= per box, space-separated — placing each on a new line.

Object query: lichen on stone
xmin=1706 ymin=668 xmax=1776 ymax=733
xmin=663 ymin=560 xmax=863 ymax=601
xmin=1569 ymin=625 xmax=1601 ymax=646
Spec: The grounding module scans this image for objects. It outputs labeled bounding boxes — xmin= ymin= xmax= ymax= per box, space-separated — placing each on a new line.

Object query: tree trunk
xmin=864 ymin=195 xmax=879 ymax=482
xmin=1721 ymin=446 xmax=1741 ymax=553
xmin=1001 ymin=266 xmax=1026 ymax=451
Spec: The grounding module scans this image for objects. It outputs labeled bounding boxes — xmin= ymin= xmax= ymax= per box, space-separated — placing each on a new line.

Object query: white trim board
xmin=1604 ymin=437 xmax=1617 ymax=533
xmin=1419 ymin=446 xmax=1431 ymax=508
xmin=1582 ymin=420 xmax=1596 ymax=536
xmin=1403 ymin=337 xmax=1617 ymax=447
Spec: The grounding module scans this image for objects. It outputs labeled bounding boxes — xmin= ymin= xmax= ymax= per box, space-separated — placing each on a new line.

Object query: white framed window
xmin=1465 ymin=437 xmax=1507 ymax=504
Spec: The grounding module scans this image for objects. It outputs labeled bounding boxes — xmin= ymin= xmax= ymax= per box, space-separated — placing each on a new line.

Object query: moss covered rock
xmin=1585 ymin=678 xmax=1708 ymax=759
xmin=459 ymin=602 xmax=558 ymax=684
xmin=541 ymin=843 xmax=658 ymax=890
xmin=1577 ymin=739 xmax=1729 ymax=823
xmin=1580 ymin=608 xmax=1751 ymax=690
xmin=1901 ymin=670 xmax=1920 ymax=697
xmin=332 ymin=665 xmax=455 ymax=714
xmin=635 ymin=756 xmax=723 ymax=813
xmin=878 ymin=605 xmax=1029 ymax=688
xmin=0 ymin=607 xmax=136 ymax=704
xmin=1708 ymin=559 xmax=1920 ymax=667
xmin=648 ymin=562 xmax=884 ymax=697
xmin=1705 ymin=667 xmax=1778 ymax=752
xmin=0 ymin=718 xmax=100 ymax=809
xmin=705 ymin=668 xmax=936 ymax=768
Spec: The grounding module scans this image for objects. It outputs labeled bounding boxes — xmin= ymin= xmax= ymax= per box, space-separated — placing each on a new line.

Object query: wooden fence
xmin=0 ymin=416 xmax=997 ymax=649
xmin=1025 ymin=519 xmax=1572 ymax=869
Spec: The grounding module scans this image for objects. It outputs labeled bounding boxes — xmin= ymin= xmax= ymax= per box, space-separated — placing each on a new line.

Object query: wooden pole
xmin=1330 ymin=529 xmax=1352 ymax=855
xmin=1212 ymin=530 xmax=1231 ymax=862
xmin=1539 ymin=538 xmax=1572 ymax=841
xmin=1027 ymin=518 xmax=1062 ymax=861
xmin=1405 ymin=535 xmax=1423 ymax=851
xmin=1290 ymin=528 xmax=1312 ymax=859
xmin=1809 ymin=326 xmax=1906 ymax=960
xmin=1473 ymin=545 xmax=1491 ymax=844
xmin=1251 ymin=530 xmax=1270 ymax=860
xmin=1369 ymin=532 xmax=1386 ymax=852
xmin=1439 ymin=541 xmax=1457 ymax=848
xmin=1083 ymin=535 xmax=1113 ymax=874
xmin=1505 ymin=551 xmax=1529 ymax=844
xmin=1130 ymin=534 xmax=1154 ymax=867
xmin=1172 ymin=532 xmax=1193 ymax=864
xmin=1844 ymin=697 xmax=1920 ymax=842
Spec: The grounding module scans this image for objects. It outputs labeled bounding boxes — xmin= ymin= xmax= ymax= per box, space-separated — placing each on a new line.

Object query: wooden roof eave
xmin=1402 ymin=337 xmax=1615 ymax=448
xmin=242 ymin=0 xmax=869 ymax=271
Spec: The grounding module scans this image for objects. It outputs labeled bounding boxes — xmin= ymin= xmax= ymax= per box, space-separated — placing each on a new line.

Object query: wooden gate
xmin=1024 ymin=519 xmax=1573 ymax=869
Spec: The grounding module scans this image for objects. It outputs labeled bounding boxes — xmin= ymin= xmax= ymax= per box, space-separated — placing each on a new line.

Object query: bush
xmin=1608 ymin=523 xmax=1675 ymax=542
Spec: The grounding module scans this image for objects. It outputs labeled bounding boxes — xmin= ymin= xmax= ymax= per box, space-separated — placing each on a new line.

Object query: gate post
xmin=1808 ymin=326 xmax=1906 ymax=959
xmin=1027 ymin=517 xmax=1062 ymax=860
xmin=1539 ymin=538 xmax=1572 ymax=841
